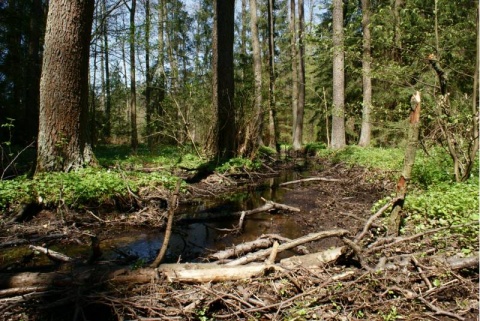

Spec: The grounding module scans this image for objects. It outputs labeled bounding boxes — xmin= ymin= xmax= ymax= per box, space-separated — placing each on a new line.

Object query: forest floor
xmin=0 ymin=157 xmax=478 ymax=321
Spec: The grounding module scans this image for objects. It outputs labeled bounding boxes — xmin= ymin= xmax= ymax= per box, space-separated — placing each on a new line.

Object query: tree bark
xmin=212 ymin=0 xmax=236 ymax=159
xmin=331 ymin=0 xmax=346 ymax=149
xmin=358 ymin=0 xmax=372 ymax=147
xmin=267 ymin=0 xmax=279 ymax=151
xmin=249 ymin=0 xmax=264 ymax=149
xmin=293 ymin=0 xmax=305 ymax=151
xmin=36 ymin=0 xmax=96 ymax=173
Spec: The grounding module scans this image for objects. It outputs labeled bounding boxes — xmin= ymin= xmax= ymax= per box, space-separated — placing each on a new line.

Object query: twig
xmin=417 ymin=297 xmax=465 ymax=321
xmin=411 ymin=256 xmax=433 ymax=289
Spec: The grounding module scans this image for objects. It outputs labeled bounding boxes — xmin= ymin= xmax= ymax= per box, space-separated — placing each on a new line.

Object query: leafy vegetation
xmin=318 ymin=146 xmax=478 ymax=254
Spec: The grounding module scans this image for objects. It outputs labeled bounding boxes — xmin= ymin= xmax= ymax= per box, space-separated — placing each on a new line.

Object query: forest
xmin=0 ymin=0 xmax=478 ymax=320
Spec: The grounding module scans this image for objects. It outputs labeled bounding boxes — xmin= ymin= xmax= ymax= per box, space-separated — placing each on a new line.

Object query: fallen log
xmin=280 ymin=246 xmax=346 ymax=269
xmin=233 ymin=197 xmax=300 ymax=216
xmin=158 ymin=262 xmax=274 ymax=283
xmin=225 ymin=229 xmax=350 ymax=266
xmin=279 ymin=177 xmax=342 ymax=186
xmin=208 ymin=238 xmax=274 ymax=261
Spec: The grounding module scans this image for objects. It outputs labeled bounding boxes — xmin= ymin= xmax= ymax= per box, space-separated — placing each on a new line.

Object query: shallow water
xmin=104 ymin=169 xmax=310 ymax=263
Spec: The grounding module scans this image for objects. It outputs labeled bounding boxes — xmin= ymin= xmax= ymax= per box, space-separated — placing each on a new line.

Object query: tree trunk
xmin=331 ymin=0 xmax=346 ymax=149
xmin=293 ymin=0 xmax=305 ymax=151
xmin=102 ymin=0 xmax=112 ymax=140
xmin=145 ymin=0 xmax=153 ymax=149
xmin=267 ymin=0 xmax=279 ymax=151
xmin=358 ymin=0 xmax=372 ymax=147
xmin=212 ymin=0 xmax=236 ymax=159
xmin=290 ymin=0 xmax=298 ymax=145
xmin=36 ymin=0 xmax=96 ymax=173
xmin=129 ymin=0 xmax=138 ymax=152
xmin=249 ymin=0 xmax=264 ymax=150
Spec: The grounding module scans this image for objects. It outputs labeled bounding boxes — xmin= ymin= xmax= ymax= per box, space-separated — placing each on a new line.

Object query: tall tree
xmin=249 ymin=0 xmax=264 ymax=149
xmin=331 ymin=0 xmax=346 ymax=149
xmin=267 ymin=0 xmax=279 ymax=150
xmin=128 ymin=0 xmax=138 ymax=151
xmin=293 ymin=0 xmax=305 ymax=151
xmin=358 ymin=0 xmax=372 ymax=147
xmin=212 ymin=0 xmax=236 ymax=159
xmin=144 ymin=0 xmax=153 ymax=149
xmin=102 ymin=0 xmax=112 ymax=140
xmin=290 ymin=0 xmax=298 ymax=144
xmin=36 ymin=0 xmax=96 ymax=173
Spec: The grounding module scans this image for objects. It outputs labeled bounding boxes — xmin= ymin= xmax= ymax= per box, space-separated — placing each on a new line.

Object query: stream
xmin=103 ymin=169 xmax=309 ymax=264
xmin=0 ymin=166 xmax=316 ymax=270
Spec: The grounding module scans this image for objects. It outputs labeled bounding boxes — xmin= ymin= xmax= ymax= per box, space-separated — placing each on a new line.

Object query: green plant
xmin=380 ymin=306 xmax=399 ymax=321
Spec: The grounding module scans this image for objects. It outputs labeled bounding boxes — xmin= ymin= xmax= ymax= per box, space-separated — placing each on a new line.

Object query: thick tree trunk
xmin=331 ymin=0 xmax=346 ymax=149
xmin=212 ymin=0 xmax=236 ymax=159
xmin=358 ymin=0 xmax=372 ymax=147
xmin=293 ymin=0 xmax=305 ymax=151
xmin=36 ymin=0 xmax=96 ymax=173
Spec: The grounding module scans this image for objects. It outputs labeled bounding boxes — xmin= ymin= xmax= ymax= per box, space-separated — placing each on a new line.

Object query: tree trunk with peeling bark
xmin=387 ymin=91 xmax=421 ymax=235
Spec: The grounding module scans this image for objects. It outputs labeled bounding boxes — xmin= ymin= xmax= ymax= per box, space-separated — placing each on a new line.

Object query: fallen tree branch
xmin=208 ymin=238 xmax=274 ymax=261
xmin=29 ymin=245 xmax=73 ymax=263
xmin=233 ymin=197 xmax=300 ymax=216
xmin=279 ymin=177 xmax=342 ymax=186
xmin=355 ymin=197 xmax=400 ymax=243
xmin=150 ymin=179 xmax=182 ymax=268
xmin=225 ymin=229 xmax=349 ymax=266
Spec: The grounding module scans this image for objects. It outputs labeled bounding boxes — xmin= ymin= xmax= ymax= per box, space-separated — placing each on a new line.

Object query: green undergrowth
xmin=0 ymin=167 xmax=181 ymax=210
xmin=325 ymin=146 xmax=479 ymax=253
xmin=0 ymin=144 xmax=265 ymax=212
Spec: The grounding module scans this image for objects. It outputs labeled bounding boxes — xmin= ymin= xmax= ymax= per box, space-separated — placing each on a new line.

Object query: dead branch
xmin=233 ymin=197 xmax=300 ymax=216
xmin=150 ymin=179 xmax=182 ymax=268
xmin=279 ymin=177 xmax=342 ymax=186
xmin=29 ymin=245 xmax=73 ymax=263
xmin=208 ymin=238 xmax=274 ymax=261
xmin=225 ymin=229 xmax=349 ymax=266
xmin=355 ymin=197 xmax=400 ymax=242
